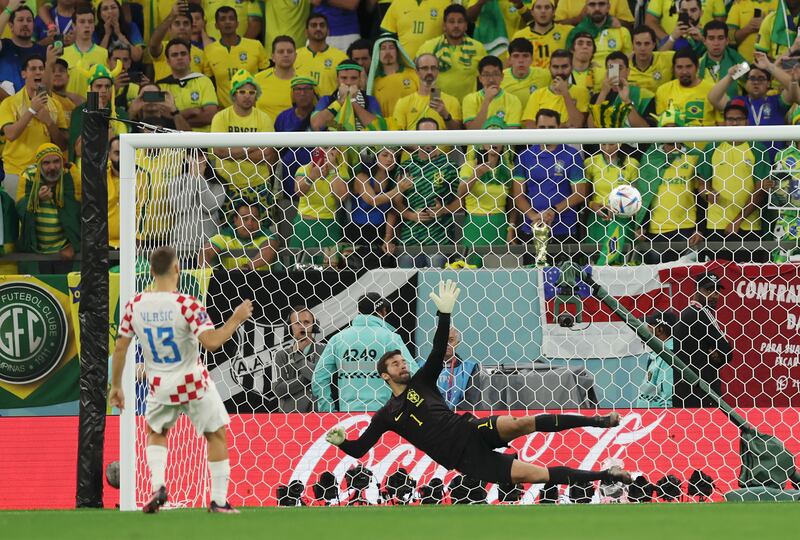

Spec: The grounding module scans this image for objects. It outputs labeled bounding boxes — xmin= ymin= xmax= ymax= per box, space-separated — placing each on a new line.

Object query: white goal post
xmin=118 ymin=125 xmax=800 ymax=510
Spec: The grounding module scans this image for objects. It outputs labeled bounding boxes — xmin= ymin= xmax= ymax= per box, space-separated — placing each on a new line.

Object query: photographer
xmin=658 ymin=0 xmax=706 ymax=55
xmin=273 ymin=306 xmax=324 ymax=413
xmin=128 ymin=82 xmax=191 ymax=131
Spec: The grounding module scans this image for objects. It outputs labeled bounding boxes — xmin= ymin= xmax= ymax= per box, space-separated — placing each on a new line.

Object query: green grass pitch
xmin=1 ymin=503 xmax=795 ymax=540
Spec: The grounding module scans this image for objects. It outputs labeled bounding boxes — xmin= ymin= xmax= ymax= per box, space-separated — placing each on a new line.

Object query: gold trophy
xmin=532 ymin=221 xmax=551 ymax=267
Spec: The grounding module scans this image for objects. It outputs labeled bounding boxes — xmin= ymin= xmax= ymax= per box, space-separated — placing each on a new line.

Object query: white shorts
xmin=145 ymin=381 xmax=230 ymax=437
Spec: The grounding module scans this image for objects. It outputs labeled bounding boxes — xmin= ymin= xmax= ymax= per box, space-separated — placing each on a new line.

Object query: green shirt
xmin=34 ymin=197 xmax=67 ymax=253
xmin=698 ymin=47 xmax=746 ymax=99
xmin=210 ymin=229 xmax=272 ymax=270
xmin=400 ymin=153 xmax=458 ymax=246
xmin=772 ymin=145 xmax=800 ymax=240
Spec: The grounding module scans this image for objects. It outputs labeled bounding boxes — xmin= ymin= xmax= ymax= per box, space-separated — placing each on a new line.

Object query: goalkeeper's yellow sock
xmin=209 ymin=459 xmax=231 ymax=506
xmin=146 ymin=445 xmax=167 ymax=492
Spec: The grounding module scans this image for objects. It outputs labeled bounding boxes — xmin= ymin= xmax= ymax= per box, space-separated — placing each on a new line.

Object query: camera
xmin=142 ymin=91 xmax=166 ymax=103
xmin=557 ymin=311 xmax=575 ymax=328
xmin=276 ymin=480 xmax=306 ymax=506
xmin=344 ymin=464 xmax=373 ymax=505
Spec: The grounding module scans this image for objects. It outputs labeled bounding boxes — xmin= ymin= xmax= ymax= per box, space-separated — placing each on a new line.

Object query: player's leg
xmin=510 ymin=459 xmax=632 ymax=486
xmin=495 ymin=412 xmax=621 ymax=443
xmin=205 ymin=426 xmax=238 ymax=513
xmin=142 ymin=425 xmax=170 ymax=513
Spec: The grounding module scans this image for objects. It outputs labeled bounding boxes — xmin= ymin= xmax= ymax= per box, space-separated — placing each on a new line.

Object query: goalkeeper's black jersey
xmin=339 ymin=312 xmax=476 ymax=469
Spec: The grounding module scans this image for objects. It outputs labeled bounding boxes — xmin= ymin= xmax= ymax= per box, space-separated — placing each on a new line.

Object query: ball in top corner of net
xmin=607 ymin=184 xmax=642 ymax=217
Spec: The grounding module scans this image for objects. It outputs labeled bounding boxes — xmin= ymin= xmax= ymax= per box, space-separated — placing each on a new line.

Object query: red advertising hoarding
xmin=2 ymin=409 xmax=798 ymax=509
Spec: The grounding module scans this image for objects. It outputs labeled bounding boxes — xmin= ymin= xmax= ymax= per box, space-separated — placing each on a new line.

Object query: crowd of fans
xmin=2 ymin=0 xmax=800 ymax=272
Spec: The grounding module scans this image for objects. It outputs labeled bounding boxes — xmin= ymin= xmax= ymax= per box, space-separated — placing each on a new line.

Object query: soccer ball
xmin=607 ymin=185 xmax=642 ymax=217
xmin=106 ymin=460 xmax=120 ymax=489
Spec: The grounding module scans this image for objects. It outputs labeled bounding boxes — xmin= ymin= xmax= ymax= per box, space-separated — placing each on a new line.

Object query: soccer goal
xmin=118 ymin=125 xmax=800 ymax=510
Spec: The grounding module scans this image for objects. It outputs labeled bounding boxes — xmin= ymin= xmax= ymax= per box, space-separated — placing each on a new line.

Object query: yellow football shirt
xmin=135 ymin=148 xmax=183 ymax=242
xmin=295 ymin=46 xmax=348 ymax=97
xmin=501 ymin=67 xmax=551 ymax=107
xmin=0 ymin=89 xmax=67 ymax=176
xmin=465 ymin=0 xmax=532 ymax=55
xmin=264 ymin=0 xmax=310 ymax=56
xmin=392 ymin=91 xmax=463 ymax=130
xmin=255 ymin=68 xmax=294 ymax=120
xmin=655 ymin=79 xmax=716 ymax=127
xmin=152 ymin=44 xmax=207 ymax=82
xmin=203 ymin=0 xmax=262 ymax=40
xmin=511 ymin=24 xmax=573 ymax=68
xmin=210 ymin=106 xmax=275 ymax=189
xmin=373 ymin=68 xmax=420 ymax=117
xmin=295 ymin=163 xmax=350 ymax=220
xmin=108 ymin=166 xmax=120 ymax=248
xmin=209 ymin=230 xmax=273 ymax=270
xmin=459 ymin=160 xmax=510 ymax=215
xmin=556 ymin=0 xmax=634 ymax=23
xmin=704 ymin=142 xmax=765 ymax=231
xmin=585 ymin=153 xmax=640 ymax=206
xmin=755 ymin=10 xmax=791 ymax=58
xmin=592 ymin=27 xmax=633 ymax=65
xmin=727 ymin=0 xmax=778 ymax=62
xmin=158 ymin=74 xmax=218 ymax=132
xmin=648 ymin=152 xmax=700 ymax=234
xmin=462 ymin=89 xmax=522 ymax=127
xmin=204 ymin=37 xmax=269 ymax=107
xmin=628 ymin=51 xmax=675 ymax=94
xmin=416 ymin=36 xmax=487 ymax=102
xmin=646 ymin=0 xmax=726 ymax=35
xmin=521 ymin=84 xmax=590 ymax=124
xmin=380 ymin=0 xmax=453 ymax=57
xmin=62 ymin=43 xmax=109 ymax=97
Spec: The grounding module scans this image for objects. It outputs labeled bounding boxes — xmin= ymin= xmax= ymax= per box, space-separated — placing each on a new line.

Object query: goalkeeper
xmin=326 ymin=280 xmax=632 ymax=487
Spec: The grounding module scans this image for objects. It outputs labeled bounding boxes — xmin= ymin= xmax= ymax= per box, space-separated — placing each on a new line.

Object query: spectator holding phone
xmin=697 ymin=20 xmax=746 ymax=99
xmin=646 ymin=0 xmax=725 ymax=42
xmin=157 ymin=38 xmax=219 ymax=132
xmin=708 ymin=51 xmax=799 ymax=127
xmin=291 ymin=146 xmax=350 ymax=267
xmin=108 ymin=42 xmax=144 ymax=115
xmin=94 ymin=0 xmax=143 ymax=63
xmin=128 ymin=82 xmax=191 ymax=131
xmin=49 ymin=57 xmax=80 ymax=124
xmin=33 ymin=0 xmax=75 ymax=47
xmin=0 ymin=54 xmax=67 ymax=201
xmin=148 ymin=1 xmax=206 ymax=82
xmin=657 ymin=0 xmax=707 ymax=55
xmin=727 ymin=3 xmax=769 ymax=63
xmin=392 ymin=53 xmax=462 ymax=130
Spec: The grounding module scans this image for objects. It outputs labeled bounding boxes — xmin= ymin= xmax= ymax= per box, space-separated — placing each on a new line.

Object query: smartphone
xmin=754 ymin=8 xmax=762 ymax=18
xmin=142 ymin=91 xmax=166 ymax=102
xmin=430 ymin=86 xmax=441 ymax=100
xmin=678 ymin=11 xmax=691 ymax=26
xmin=128 ymin=71 xmax=144 ymax=84
xmin=731 ymin=61 xmax=751 ymax=80
xmin=781 ymin=57 xmax=800 ymax=70
xmin=608 ymin=63 xmax=620 ymax=81
xmin=311 ymin=147 xmax=326 ymax=166
xmin=37 ymin=84 xmax=47 ymax=96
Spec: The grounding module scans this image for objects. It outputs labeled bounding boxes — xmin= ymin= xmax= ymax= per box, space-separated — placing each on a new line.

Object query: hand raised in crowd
xmin=158 ymin=92 xmax=178 ymax=116
xmin=551 ymin=76 xmax=570 ymax=97
xmin=394 ymin=177 xmax=414 ymax=195
xmin=30 ymin=91 xmax=48 ymax=113
xmin=745 ymin=14 xmax=764 ymax=34
xmin=484 ymin=84 xmax=500 ymax=101
xmin=45 ymin=43 xmax=60 ymax=65
xmin=753 ymin=51 xmax=774 ymax=72
xmin=686 ymin=24 xmax=703 ymax=42
xmin=429 ymin=95 xmax=449 ymax=118
xmin=337 ymin=82 xmax=349 ymax=103
xmin=38 ymin=185 xmax=52 ymax=202
xmin=617 ymin=78 xmax=632 ymax=103
xmin=671 ymin=21 xmax=689 ymax=41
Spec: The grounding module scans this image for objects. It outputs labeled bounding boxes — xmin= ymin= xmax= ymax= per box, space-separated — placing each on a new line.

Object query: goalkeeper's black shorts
xmin=454 ymin=415 xmax=515 ymax=484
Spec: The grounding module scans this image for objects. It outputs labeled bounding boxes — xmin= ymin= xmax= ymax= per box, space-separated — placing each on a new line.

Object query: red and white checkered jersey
xmin=119 ymin=292 xmax=215 ymax=405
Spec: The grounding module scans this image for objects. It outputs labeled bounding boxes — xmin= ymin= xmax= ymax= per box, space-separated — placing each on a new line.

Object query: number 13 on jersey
xmin=143 ymin=327 xmax=181 ymax=364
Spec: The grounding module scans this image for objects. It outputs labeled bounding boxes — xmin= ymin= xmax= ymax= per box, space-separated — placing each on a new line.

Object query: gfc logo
xmin=0 ymin=282 xmax=68 ymax=384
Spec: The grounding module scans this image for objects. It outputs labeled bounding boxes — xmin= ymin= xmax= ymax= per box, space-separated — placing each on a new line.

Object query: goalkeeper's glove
xmin=326 ymin=427 xmax=345 ymax=446
xmin=429 ymin=279 xmax=461 ymax=314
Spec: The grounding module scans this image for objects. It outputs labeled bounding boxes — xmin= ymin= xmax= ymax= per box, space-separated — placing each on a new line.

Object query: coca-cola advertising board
xmin=2 ymin=408 xmax=798 ymax=509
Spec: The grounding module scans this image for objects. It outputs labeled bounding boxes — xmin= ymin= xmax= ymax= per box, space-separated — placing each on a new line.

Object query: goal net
xmin=118 ymin=126 xmax=800 ymax=509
